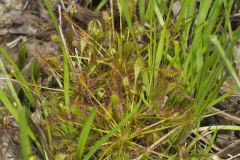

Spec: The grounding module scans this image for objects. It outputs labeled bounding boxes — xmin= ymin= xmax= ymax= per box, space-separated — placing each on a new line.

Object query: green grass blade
xmin=198 ymin=125 xmax=240 ymax=132
xmin=19 ymin=108 xmax=32 ymax=159
xmin=203 ymin=0 xmax=223 ymax=42
xmin=200 ymin=74 xmax=226 ymax=112
xmin=206 ymin=89 xmax=233 ymax=110
xmin=138 ymin=0 xmax=145 ymax=21
xmin=193 ymin=0 xmax=212 ymax=71
xmin=172 ymin=40 xmax=181 ymax=69
xmin=0 ymin=55 xmax=22 ymax=108
xmin=43 ymin=0 xmax=70 ymax=112
xmin=31 ymin=60 xmax=40 ymax=82
xmin=0 ymin=90 xmax=19 ymax=121
xmin=154 ymin=27 xmax=166 ymax=86
xmin=18 ymin=44 xmax=27 ymax=71
xmin=43 ymin=0 xmax=60 ymax=34
xmin=0 ymin=48 xmax=35 ymax=107
xmin=0 ymin=90 xmax=43 ymax=155
xmin=83 ymin=102 xmax=141 ymax=160
xmin=96 ymin=0 xmax=107 ymax=11
xmin=210 ymin=35 xmax=240 ymax=88
xmin=154 ymin=1 xmax=165 ymax=27
xmin=204 ymin=128 xmax=218 ymax=154
xmin=119 ymin=0 xmax=134 ymax=36
xmin=223 ymin=0 xmax=234 ymax=39
xmin=0 ymin=55 xmax=43 ymax=156
xmin=76 ymin=107 xmax=97 ymax=160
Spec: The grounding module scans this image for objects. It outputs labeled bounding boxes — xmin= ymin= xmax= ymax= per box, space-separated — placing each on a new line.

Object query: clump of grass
xmin=0 ymin=0 xmax=240 ymax=159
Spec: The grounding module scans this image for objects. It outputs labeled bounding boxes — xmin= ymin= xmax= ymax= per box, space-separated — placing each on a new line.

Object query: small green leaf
xmin=19 ymin=108 xmax=32 ymax=160
xmin=76 ymin=107 xmax=97 ymax=160
xmin=18 ymin=44 xmax=27 ymax=71
xmin=111 ymin=94 xmax=120 ymax=106
xmin=210 ymin=35 xmax=240 ymax=89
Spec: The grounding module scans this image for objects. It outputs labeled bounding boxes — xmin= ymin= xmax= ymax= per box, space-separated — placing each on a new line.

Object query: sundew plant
xmin=0 ymin=0 xmax=240 ymax=159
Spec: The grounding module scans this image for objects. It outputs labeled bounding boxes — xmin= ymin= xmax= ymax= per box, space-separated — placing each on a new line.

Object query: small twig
xmin=230 ymin=13 xmax=240 ymax=18
xmin=198 ymin=132 xmax=221 ymax=152
xmin=216 ymin=140 xmax=240 ymax=159
xmin=209 ymin=107 xmax=240 ymax=125
xmin=227 ymin=153 xmax=240 ymax=160
xmin=134 ymin=126 xmax=181 ymax=160
xmin=59 ymin=0 xmax=66 ymax=10
xmin=6 ymin=36 xmax=27 ymax=48
xmin=149 ymin=126 xmax=181 ymax=150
